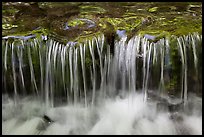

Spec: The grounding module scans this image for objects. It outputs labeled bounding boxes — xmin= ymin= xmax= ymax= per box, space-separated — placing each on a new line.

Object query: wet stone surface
xmin=2 ymin=2 xmax=202 ymax=43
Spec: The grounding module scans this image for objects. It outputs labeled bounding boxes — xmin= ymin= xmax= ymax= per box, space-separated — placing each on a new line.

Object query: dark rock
xmin=168 ymin=101 xmax=184 ymax=113
xmin=14 ymin=2 xmax=46 ymax=19
xmin=103 ymin=21 xmax=115 ymax=55
xmin=43 ymin=115 xmax=54 ymax=123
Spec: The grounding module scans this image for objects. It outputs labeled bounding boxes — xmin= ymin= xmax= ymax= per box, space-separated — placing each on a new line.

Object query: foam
xmin=2 ymin=93 xmax=202 ymax=135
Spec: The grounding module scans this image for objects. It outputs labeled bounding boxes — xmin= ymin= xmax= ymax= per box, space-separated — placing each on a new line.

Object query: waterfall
xmin=11 ymin=42 xmax=17 ymax=99
xmin=80 ymin=44 xmax=87 ymax=107
xmin=16 ymin=42 xmax=25 ymax=94
xmin=2 ymin=33 xmax=202 ymax=107
xmin=2 ymin=33 xmax=202 ymax=135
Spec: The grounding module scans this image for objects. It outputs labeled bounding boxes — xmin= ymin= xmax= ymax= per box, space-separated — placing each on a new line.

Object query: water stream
xmin=2 ymin=33 xmax=202 ymax=135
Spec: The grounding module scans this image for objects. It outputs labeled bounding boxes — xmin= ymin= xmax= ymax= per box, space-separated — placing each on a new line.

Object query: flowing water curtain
xmin=62 ymin=43 xmax=70 ymax=103
xmin=37 ymin=38 xmax=46 ymax=98
xmin=177 ymin=36 xmax=188 ymax=106
xmin=16 ymin=40 xmax=26 ymax=94
xmin=191 ymin=33 xmax=202 ymax=95
xmin=2 ymin=40 xmax=9 ymax=95
xmin=89 ymin=39 xmax=97 ymax=105
xmin=103 ymin=36 xmax=111 ymax=98
xmin=28 ymin=41 xmax=39 ymax=95
xmin=115 ymin=36 xmax=127 ymax=92
xmin=95 ymin=36 xmax=104 ymax=97
xmin=69 ymin=46 xmax=74 ymax=103
xmin=141 ymin=37 xmax=153 ymax=102
xmin=11 ymin=41 xmax=18 ymax=98
xmin=189 ymin=33 xmax=202 ymax=91
xmin=80 ymin=43 xmax=87 ymax=107
xmin=191 ymin=34 xmax=198 ymax=74
xmin=177 ymin=33 xmax=202 ymax=105
xmin=2 ymin=33 xmax=202 ymax=107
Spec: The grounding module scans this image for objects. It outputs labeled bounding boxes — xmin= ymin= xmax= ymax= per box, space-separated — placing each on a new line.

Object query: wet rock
xmin=156 ymin=101 xmax=184 ymax=113
xmin=169 ymin=112 xmax=183 ymax=122
xmin=2 ymin=2 xmax=202 ymax=43
xmin=46 ymin=4 xmax=81 ymax=19
xmin=67 ymin=18 xmax=96 ymax=29
xmin=43 ymin=115 xmax=54 ymax=123
xmin=103 ymin=21 xmax=115 ymax=54
xmin=36 ymin=115 xmax=54 ymax=131
xmin=168 ymin=102 xmax=184 ymax=113
xmin=148 ymin=92 xmax=184 ymax=113
xmin=14 ymin=2 xmax=46 ymax=19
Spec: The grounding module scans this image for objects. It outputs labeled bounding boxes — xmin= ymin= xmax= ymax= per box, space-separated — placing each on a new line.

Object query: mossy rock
xmin=2 ymin=2 xmax=202 ymax=43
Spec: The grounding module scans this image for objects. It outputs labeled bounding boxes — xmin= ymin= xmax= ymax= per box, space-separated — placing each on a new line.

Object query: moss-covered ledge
xmin=2 ymin=2 xmax=202 ymax=44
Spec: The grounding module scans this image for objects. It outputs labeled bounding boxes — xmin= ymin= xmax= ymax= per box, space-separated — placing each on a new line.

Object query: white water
xmin=2 ymin=93 xmax=202 ymax=135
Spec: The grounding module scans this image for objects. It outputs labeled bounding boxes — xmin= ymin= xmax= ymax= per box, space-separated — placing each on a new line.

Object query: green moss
xmin=2 ymin=2 xmax=202 ymax=41
xmin=75 ymin=31 xmax=102 ymax=43
xmin=2 ymin=24 xmax=18 ymax=30
xmin=137 ymin=14 xmax=202 ymax=38
xmin=31 ymin=28 xmax=49 ymax=36
xmin=80 ymin=5 xmax=106 ymax=14
xmin=148 ymin=7 xmax=158 ymax=12
xmin=165 ymin=75 xmax=178 ymax=92
xmin=165 ymin=37 xmax=182 ymax=93
xmin=2 ymin=6 xmax=19 ymax=15
xmin=68 ymin=19 xmax=86 ymax=27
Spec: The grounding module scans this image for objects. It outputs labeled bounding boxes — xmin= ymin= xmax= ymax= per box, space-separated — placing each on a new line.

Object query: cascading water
xmin=2 ymin=33 xmax=202 ymax=135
